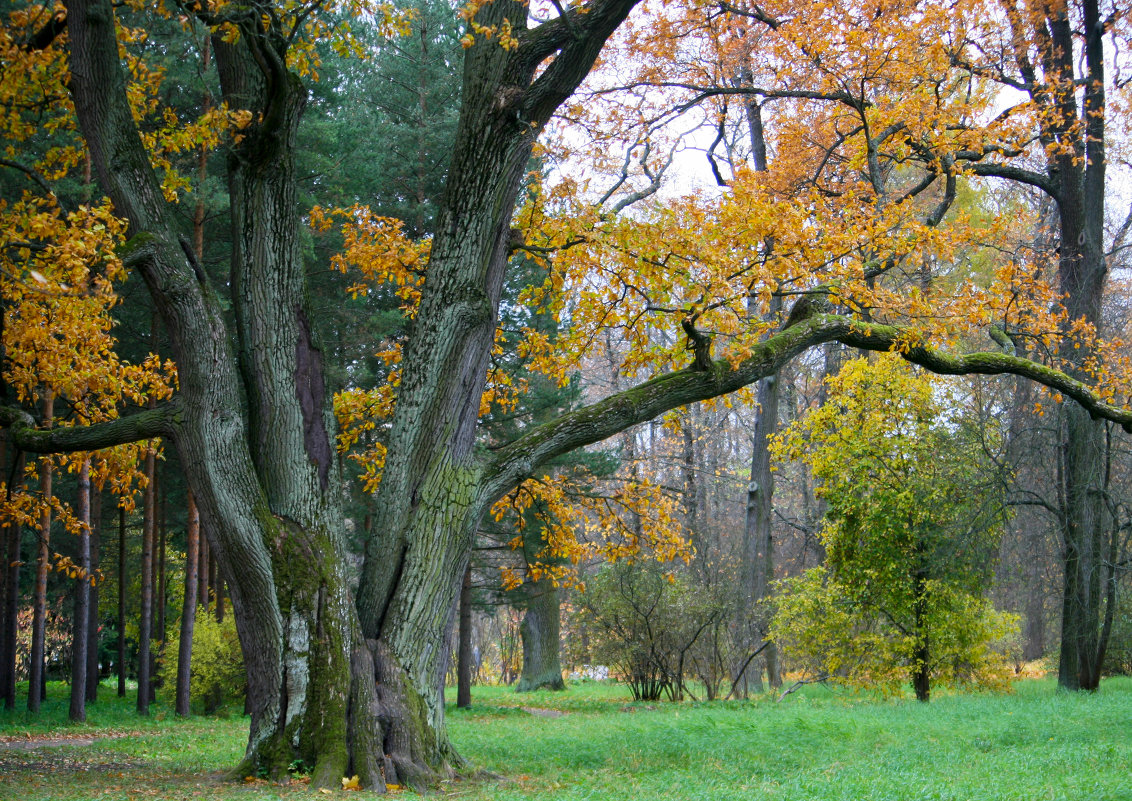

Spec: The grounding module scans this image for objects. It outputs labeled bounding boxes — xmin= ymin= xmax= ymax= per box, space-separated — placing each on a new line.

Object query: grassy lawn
xmin=1 ymin=678 xmax=1130 ymax=800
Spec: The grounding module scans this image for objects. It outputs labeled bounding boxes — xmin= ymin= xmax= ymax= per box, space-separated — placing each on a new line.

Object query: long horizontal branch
xmin=481 ymin=313 xmax=1132 ymax=503
xmin=959 ymin=158 xmax=1056 ymax=196
xmin=0 ymin=403 xmax=176 ymax=453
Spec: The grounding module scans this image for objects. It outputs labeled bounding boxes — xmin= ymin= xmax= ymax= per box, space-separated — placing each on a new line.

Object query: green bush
xmin=160 ymin=607 xmax=246 ymax=714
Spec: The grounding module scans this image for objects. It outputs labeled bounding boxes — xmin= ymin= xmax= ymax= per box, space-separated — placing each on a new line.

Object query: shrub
xmin=160 ymin=607 xmax=245 ymax=714
xmin=573 ymin=562 xmax=726 ymax=701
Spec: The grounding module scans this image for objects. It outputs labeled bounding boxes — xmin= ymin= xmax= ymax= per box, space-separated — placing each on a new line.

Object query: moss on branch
xmin=0 ymin=403 xmax=176 ymax=453
xmin=482 ymin=313 xmax=1132 ymax=504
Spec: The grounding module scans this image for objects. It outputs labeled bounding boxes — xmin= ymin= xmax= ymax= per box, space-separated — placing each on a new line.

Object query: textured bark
xmin=69 ymin=458 xmax=91 ymax=722
xmin=456 ymin=566 xmax=473 ymax=708
xmin=137 ymin=444 xmax=156 ymax=713
xmin=971 ymin=0 xmax=1110 ymax=690
xmin=117 ymin=504 xmax=126 ymax=697
xmin=741 ymin=371 xmax=781 ymax=693
xmin=28 ymin=391 xmax=53 ymax=712
xmin=517 ymin=581 xmax=565 ymax=692
xmin=157 ymin=495 xmax=167 ymax=639
xmin=86 ymin=487 xmax=101 ymax=702
xmin=197 ymin=511 xmax=209 ymax=611
xmin=0 ymin=450 xmax=21 ymax=710
xmin=176 ymin=491 xmax=200 ymax=716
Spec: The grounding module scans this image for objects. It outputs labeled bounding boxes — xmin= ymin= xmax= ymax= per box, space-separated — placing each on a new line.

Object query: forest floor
xmin=0 ymin=676 xmax=1129 ymax=800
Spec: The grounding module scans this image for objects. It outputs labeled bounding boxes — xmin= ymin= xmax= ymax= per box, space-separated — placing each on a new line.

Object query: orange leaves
xmin=0 ymin=194 xmax=176 ymax=418
xmin=490 ymin=467 xmax=691 ymax=590
xmin=311 ymin=204 xmax=430 ymax=309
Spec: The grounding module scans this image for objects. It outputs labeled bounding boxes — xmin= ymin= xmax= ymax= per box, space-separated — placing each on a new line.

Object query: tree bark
xmin=742 ymin=371 xmax=781 ymax=693
xmin=70 ymin=458 xmax=92 ymax=721
xmin=456 ymin=565 xmax=473 ymax=708
xmin=86 ymin=487 xmax=102 ymax=701
xmin=197 ymin=511 xmax=209 ymax=612
xmin=516 ymin=580 xmax=565 ymax=692
xmin=117 ymin=504 xmax=126 ymax=697
xmin=137 ymin=443 xmax=156 ymax=713
xmin=157 ymin=487 xmax=166 ymax=640
xmin=176 ymin=490 xmax=200 ymax=716
xmin=28 ymin=391 xmax=53 ymax=712
xmin=0 ymin=449 xmax=21 ymax=710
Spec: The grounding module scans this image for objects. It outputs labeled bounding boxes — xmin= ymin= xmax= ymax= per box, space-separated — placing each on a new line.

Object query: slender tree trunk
xmin=215 ymin=575 xmax=224 ymax=623
xmin=157 ymin=487 xmax=166 ymax=641
xmin=137 ymin=443 xmax=157 ymax=713
xmin=0 ymin=444 xmax=19 ymax=710
xmin=28 ymin=391 xmax=54 ymax=712
xmin=86 ymin=487 xmax=102 ymax=701
xmin=912 ymin=565 xmax=931 ymax=702
xmin=176 ymin=490 xmax=200 ymax=716
xmin=741 ymin=364 xmax=781 ymax=693
xmin=70 ymin=458 xmax=92 ymax=721
xmin=0 ymin=437 xmax=5 ymax=701
xmin=197 ymin=518 xmax=209 ymax=611
xmin=117 ymin=504 xmax=126 ymax=697
xmin=456 ymin=565 xmax=472 ymax=708
xmin=208 ymin=552 xmax=217 ymax=616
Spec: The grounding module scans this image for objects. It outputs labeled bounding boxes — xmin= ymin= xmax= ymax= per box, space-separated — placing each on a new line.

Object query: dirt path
xmin=0 ymin=732 xmax=131 ymax=750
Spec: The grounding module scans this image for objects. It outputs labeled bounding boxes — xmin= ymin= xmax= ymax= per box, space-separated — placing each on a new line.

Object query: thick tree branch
xmin=0 ymin=158 xmax=56 ymax=199
xmin=960 ymin=159 xmax=1056 ymax=195
xmin=0 ymin=404 xmax=175 ymax=453
xmin=481 ymin=313 xmax=1132 ymax=503
xmin=521 ymin=0 xmax=643 ymax=127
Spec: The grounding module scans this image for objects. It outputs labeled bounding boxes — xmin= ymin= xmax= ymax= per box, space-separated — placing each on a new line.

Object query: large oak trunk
xmin=517 ymin=580 xmax=565 ymax=692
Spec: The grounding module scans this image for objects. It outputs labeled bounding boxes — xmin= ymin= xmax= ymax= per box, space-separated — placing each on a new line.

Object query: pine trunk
xmin=137 ymin=444 xmax=156 ymax=714
xmin=0 ymin=451 xmax=21 ymax=710
xmin=456 ymin=565 xmax=473 ymax=708
xmin=86 ymin=488 xmax=101 ymax=701
xmin=176 ymin=490 xmax=199 ymax=716
xmin=28 ymin=391 xmax=53 ymax=712
xmin=70 ymin=458 xmax=92 ymax=721
xmin=116 ymin=505 xmax=126 ymax=697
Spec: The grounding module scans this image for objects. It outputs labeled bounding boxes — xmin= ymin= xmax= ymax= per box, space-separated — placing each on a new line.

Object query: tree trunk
xmin=157 ymin=488 xmax=166 ymax=640
xmin=0 ymin=450 xmax=21 ymax=710
xmin=176 ymin=490 xmax=199 ymax=716
xmin=214 ymin=575 xmax=224 ymax=623
xmin=517 ymin=580 xmax=565 ymax=692
xmin=86 ymin=487 xmax=102 ymax=701
xmin=740 ymin=370 xmax=780 ymax=693
xmin=70 ymin=458 xmax=92 ymax=721
xmin=456 ymin=565 xmax=473 ymax=708
xmin=117 ymin=504 xmax=126 ymax=697
xmin=137 ymin=443 xmax=156 ymax=714
xmin=28 ymin=391 xmax=53 ymax=712
xmin=912 ymin=565 xmax=931 ymax=702
xmin=197 ymin=511 xmax=209 ymax=612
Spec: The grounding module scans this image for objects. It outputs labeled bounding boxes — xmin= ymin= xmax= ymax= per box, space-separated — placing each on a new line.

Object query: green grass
xmin=2 ymin=678 xmax=1131 ymax=799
